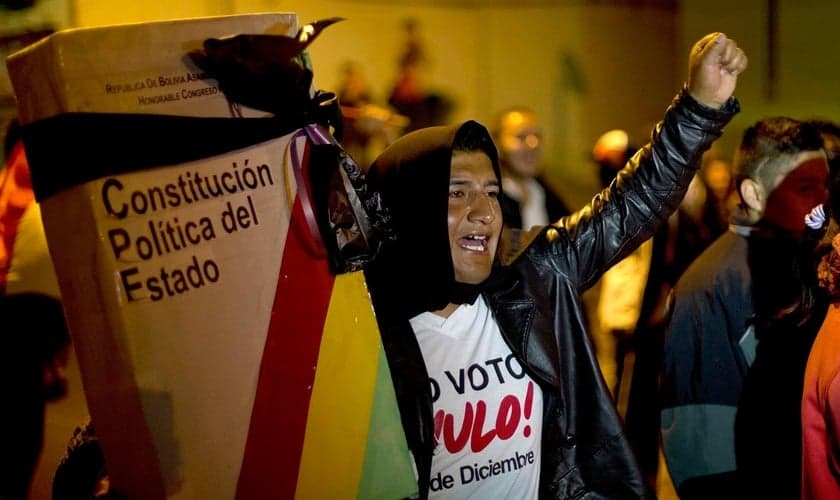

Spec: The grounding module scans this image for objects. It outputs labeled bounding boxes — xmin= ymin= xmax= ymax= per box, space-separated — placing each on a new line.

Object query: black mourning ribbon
xmin=21 ymin=91 xmax=341 ymax=203
xmin=22 ymin=20 xmax=389 ymax=274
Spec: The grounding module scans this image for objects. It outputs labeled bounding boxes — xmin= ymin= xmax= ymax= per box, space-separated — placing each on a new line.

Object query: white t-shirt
xmin=410 ymin=296 xmax=543 ymax=499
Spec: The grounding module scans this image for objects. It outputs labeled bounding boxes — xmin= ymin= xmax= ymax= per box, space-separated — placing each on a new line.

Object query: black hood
xmin=364 ymin=120 xmax=501 ymax=323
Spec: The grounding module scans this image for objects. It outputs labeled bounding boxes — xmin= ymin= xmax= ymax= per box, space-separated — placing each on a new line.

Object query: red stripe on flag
xmin=236 ymin=144 xmax=335 ymax=499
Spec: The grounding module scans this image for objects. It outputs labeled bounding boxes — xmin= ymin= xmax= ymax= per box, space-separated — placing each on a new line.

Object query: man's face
xmin=448 ymin=151 xmax=502 ymax=284
xmin=704 ymin=159 xmax=733 ymax=201
xmin=762 ymin=151 xmax=829 ymax=233
xmin=497 ymin=111 xmax=542 ymax=178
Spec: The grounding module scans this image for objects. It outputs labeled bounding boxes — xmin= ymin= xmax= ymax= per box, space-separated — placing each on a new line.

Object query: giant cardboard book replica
xmin=7 ymin=12 xmax=415 ymax=499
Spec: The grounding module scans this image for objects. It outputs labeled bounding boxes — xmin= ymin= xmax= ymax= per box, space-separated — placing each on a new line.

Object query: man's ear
xmin=740 ymin=178 xmax=765 ymax=214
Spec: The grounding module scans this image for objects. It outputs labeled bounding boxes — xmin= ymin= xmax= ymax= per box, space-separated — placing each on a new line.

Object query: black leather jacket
xmin=378 ymin=89 xmax=738 ymax=499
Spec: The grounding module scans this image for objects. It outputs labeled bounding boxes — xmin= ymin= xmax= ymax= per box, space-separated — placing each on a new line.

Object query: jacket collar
xmin=485 ymin=268 xmax=563 ymax=389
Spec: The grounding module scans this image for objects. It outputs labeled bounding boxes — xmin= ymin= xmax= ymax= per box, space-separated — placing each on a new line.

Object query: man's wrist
xmin=688 ymin=93 xmax=722 ymax=109
xmin=678 ymin=84 xmax=740 ymax=121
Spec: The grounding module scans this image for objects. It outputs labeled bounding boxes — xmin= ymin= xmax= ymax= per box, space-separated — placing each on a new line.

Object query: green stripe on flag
xmin=357 ymin=345 xmax=418 ymax=499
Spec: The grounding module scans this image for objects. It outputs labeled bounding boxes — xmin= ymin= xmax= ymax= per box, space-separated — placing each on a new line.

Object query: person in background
xmin=0 ymin=119 xmax=70 ymax=499
xmin=592 ymin=128 xmax=644 ymax=399
xmin=736 ymin=119 xmax=840 ymax=500
xmin=593 ymin=129 xmax=725 ymax=489
xmin=700 ymin=152 xmax=738 ymax=237
xmin=387 ymin=18 xmax=453 ymax=133
xmin=493 ymin=107 xmax=572 ymax=230
xmin=661 ymin=116 xmax=829 ymax=499
xmin=811 ymin=119 xmax=840 ymax=180
xmin=364 ymin=32 xmax=745 ymax=499
xmin=801 ymin=173 xmax=840 ymax=499
xmin=336 ymin=60 xmax=407 ymax=167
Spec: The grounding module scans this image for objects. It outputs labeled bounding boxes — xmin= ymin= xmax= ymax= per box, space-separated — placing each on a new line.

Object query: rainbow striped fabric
xmin=234 ymin=148 xmax=417 ymax=499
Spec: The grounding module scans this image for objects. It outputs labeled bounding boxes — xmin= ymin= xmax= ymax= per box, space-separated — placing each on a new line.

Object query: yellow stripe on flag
xmin=295 ymin=271 xmax=382 ymax=499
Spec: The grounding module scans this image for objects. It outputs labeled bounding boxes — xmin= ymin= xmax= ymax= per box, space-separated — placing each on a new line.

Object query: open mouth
xmin=458 ymin=233 xmax=490 ymax=252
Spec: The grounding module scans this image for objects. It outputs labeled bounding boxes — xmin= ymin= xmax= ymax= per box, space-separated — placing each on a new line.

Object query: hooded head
xmin=365 ymin=120 xmax=502 ymax=321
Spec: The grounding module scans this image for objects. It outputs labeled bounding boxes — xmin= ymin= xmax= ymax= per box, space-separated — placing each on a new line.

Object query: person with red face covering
xmin=363 ymin=32 xmax=746 ymax=499
xmin=661 ymin=117 xmax=830 ymax=500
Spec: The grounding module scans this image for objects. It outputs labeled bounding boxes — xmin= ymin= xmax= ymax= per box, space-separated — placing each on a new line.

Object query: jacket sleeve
xmin=541 ymin=88 xmax=738 ymax=290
